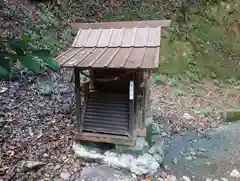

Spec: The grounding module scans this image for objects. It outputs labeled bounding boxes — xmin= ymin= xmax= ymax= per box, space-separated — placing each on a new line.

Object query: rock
xmin=146 ymin=122 xmax=162 ymax=145
xmin=182 ymin=176 xmax=191 ymax=181
xmin=148 ymin=142 xmax=164 ymax=164
xmin=73 ymin=142 xmax=161 ymax=175
xmin=78 ymin=165 xmax=136 ymax=181
xmin=151 ymin=135 xmax=162 ymax=144
xmin=197 ymin=148 xmax=207 ymax=152
xmin=135 ymin=153 xmax=159 ymax=174
xmin=206 ymin=178 xmax=211 ymax=181
xmin=222 ymin=109 xmax=240 ymax=122
xmin=185 ymin=156 xmax=193 ymax=161
xmin=220 ymin=178 xmax=228 ymax=181
xmin=104 ymin=152 xmax=132 ymax=169
xmin=172 ymin=158 xmax=178 ymax=164
xmin=153 ymin=153 xmax=164 ymax=163
xmin=161 ymin=132 xmax=168 ymax=137
xmin=167 ymin=175 xmax=177 ymax=181
xmin=182 ymin=113 xmax=194 ymax=120
xmin=151 ymin=122 xmax=161 ymax=134
xmin=0 ymin=87 xmax=8 ymax=93
xmin=211 ymin=72 xmax=217 ymax=78
xmin=60 ymin=171 xmax=71 ymax=180
xmin=22 ymin=161 xmax=46 ymax=172
xmin=148 ymin=141 xmax=164 ymax=155
xmin=73 ymin=143 xmax=104 ymax=162
xmin=189 ymin=151 xmax=196 ymax=156
xmin=230 ymin=169 xmax=240 ymax=178
xmin=213 ymin=180 xmax=219 ymax=181
xmin=158 ymin=178 xmax=164 ymax=181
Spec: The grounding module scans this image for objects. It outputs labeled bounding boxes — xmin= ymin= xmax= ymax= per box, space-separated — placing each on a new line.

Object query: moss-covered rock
xmin=222 ymin=109 xmax=240 ymax=122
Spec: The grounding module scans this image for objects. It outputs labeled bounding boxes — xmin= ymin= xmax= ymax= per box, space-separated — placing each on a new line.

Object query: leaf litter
xmin=151 ymin=75 xmax=239 ymax=134
xmin=0 ymin=69 xmax=84 ymax=181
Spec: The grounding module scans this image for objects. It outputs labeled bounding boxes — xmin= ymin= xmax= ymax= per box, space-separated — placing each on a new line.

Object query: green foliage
xmin=0 ymin=35 xmax=60 ymax=77
xmin=0 ymin=0 xmax=75 ymax=77
xmin=170 ymin=76 xmax=178 ymax=87
xmin=231 ymin=87 xmax=240 ymax=97
xmin=197 ymin=107 xmax=214 ymax=116
xmin=44 ymin=59 xmax=60 ymax=70
xmin=155 ymin=75 xmax=167 ymax=84
xmin=1 ymin=0 xmax=239 ymax=82
xmin=103 ymin=0 xmax=240 ymax=82
xmin=175 ymin=89 xmax=186 ymax=96
xmin=0 ymin=66 xmax=9 ymax=77
xmin=19 ymin=56 xmax=42 ymax=73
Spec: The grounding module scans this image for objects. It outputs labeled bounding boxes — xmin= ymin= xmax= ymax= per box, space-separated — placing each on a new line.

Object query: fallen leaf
xmin=0 ymin=167 xmax=9 ymax=176
xmin=37 ymin=130 xmax=43 ymax=139
xmin=6 ymin=150 xmax=15 ymax=158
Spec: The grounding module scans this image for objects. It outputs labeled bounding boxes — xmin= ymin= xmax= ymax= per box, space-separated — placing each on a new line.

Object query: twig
xmin=222 ymin=88 xmax=231 ymax=104
xmin=5 ymin=165 xmax=17 ymax=181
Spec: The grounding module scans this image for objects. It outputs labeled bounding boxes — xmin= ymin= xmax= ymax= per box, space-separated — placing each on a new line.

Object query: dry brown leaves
xmin=0 ymin=70 xmax=84 ymax=181
xmin=151 ymin=80 xmax=239 ymax=134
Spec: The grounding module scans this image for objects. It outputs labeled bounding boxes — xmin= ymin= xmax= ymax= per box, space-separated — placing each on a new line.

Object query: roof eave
xmin=71 ymin=20 xmax=171 ymax=30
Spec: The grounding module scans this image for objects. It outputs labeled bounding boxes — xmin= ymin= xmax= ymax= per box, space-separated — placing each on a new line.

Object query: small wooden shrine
xmin=55 ymin=20 xmax=171 ymax=146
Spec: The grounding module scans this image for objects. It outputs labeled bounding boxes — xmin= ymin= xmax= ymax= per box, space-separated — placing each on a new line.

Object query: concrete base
xmin=73 ymin=117 xmax=165 ymax=175
xmin=137 ymin=128 xmax=147 ymax=137
xmin=116 ymin=137 xmax=149 ymax=154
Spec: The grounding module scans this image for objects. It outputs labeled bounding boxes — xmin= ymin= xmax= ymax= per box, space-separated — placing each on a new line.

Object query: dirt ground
xmin=151 ymin=79 xmax=239 ymax=134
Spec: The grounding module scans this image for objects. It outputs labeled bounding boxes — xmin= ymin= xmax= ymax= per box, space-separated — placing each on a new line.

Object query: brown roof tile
xmin=56 ymin=20 xmax=170 ymax=69
xmin=72 ymin=27 xmax=161 ymax=48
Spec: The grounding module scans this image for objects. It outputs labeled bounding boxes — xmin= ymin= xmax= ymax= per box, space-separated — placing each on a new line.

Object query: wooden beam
xmin=71 ymin=20 xmax=171 ymax=30
xmin=75 ymin=132 xmax=136 ymax=146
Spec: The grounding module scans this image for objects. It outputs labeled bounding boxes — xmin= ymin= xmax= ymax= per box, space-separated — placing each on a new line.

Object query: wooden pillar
xmin=142 ymin=70 xmax=151 ymax=127
xmin=128 ymin=71 xmax=135 ymax=138
xmin=89 ymin=69 xmax=96 ymax=90
xmin=74 ymin=68 xmax=82 ymax=132
xmin=136 ymin=71 xmax=143 ymax=129
xmin=135 ymin=71 xmax=147 ymax=137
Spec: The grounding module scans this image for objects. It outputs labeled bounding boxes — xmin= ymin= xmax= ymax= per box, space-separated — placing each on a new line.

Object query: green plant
xmin=170 ymin=76 xmax=178 ymax=87
xmin=197 ymin=107 xmax=214 ymax=116
xmin=155 ymin=75 xmax=167 ymax=84
xmin=231 ymin=87 xmax=240 ymax=97
xmin=175 ymin=89 xmax=186 ymax=96
xmin=0 ymin=34 xmax=60 ymax=77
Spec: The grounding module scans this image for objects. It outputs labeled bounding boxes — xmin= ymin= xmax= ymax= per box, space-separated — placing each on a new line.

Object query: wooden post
xmin=142 ymin=70 xmax=151 ymax=127
xmin=136 ymin=71 xmax=144 ymax=129
xmin=129 ymin=75 xmax=134 ymax=138
xmin=89 ymin=69 xmax=96 ymax=90
xmin=74 ymin=68 xmax=81 ymax=132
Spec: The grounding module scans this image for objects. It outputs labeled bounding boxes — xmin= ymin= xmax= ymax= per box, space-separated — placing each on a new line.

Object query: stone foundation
xmin=73 ymin=117 xmax=165 ymax=176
